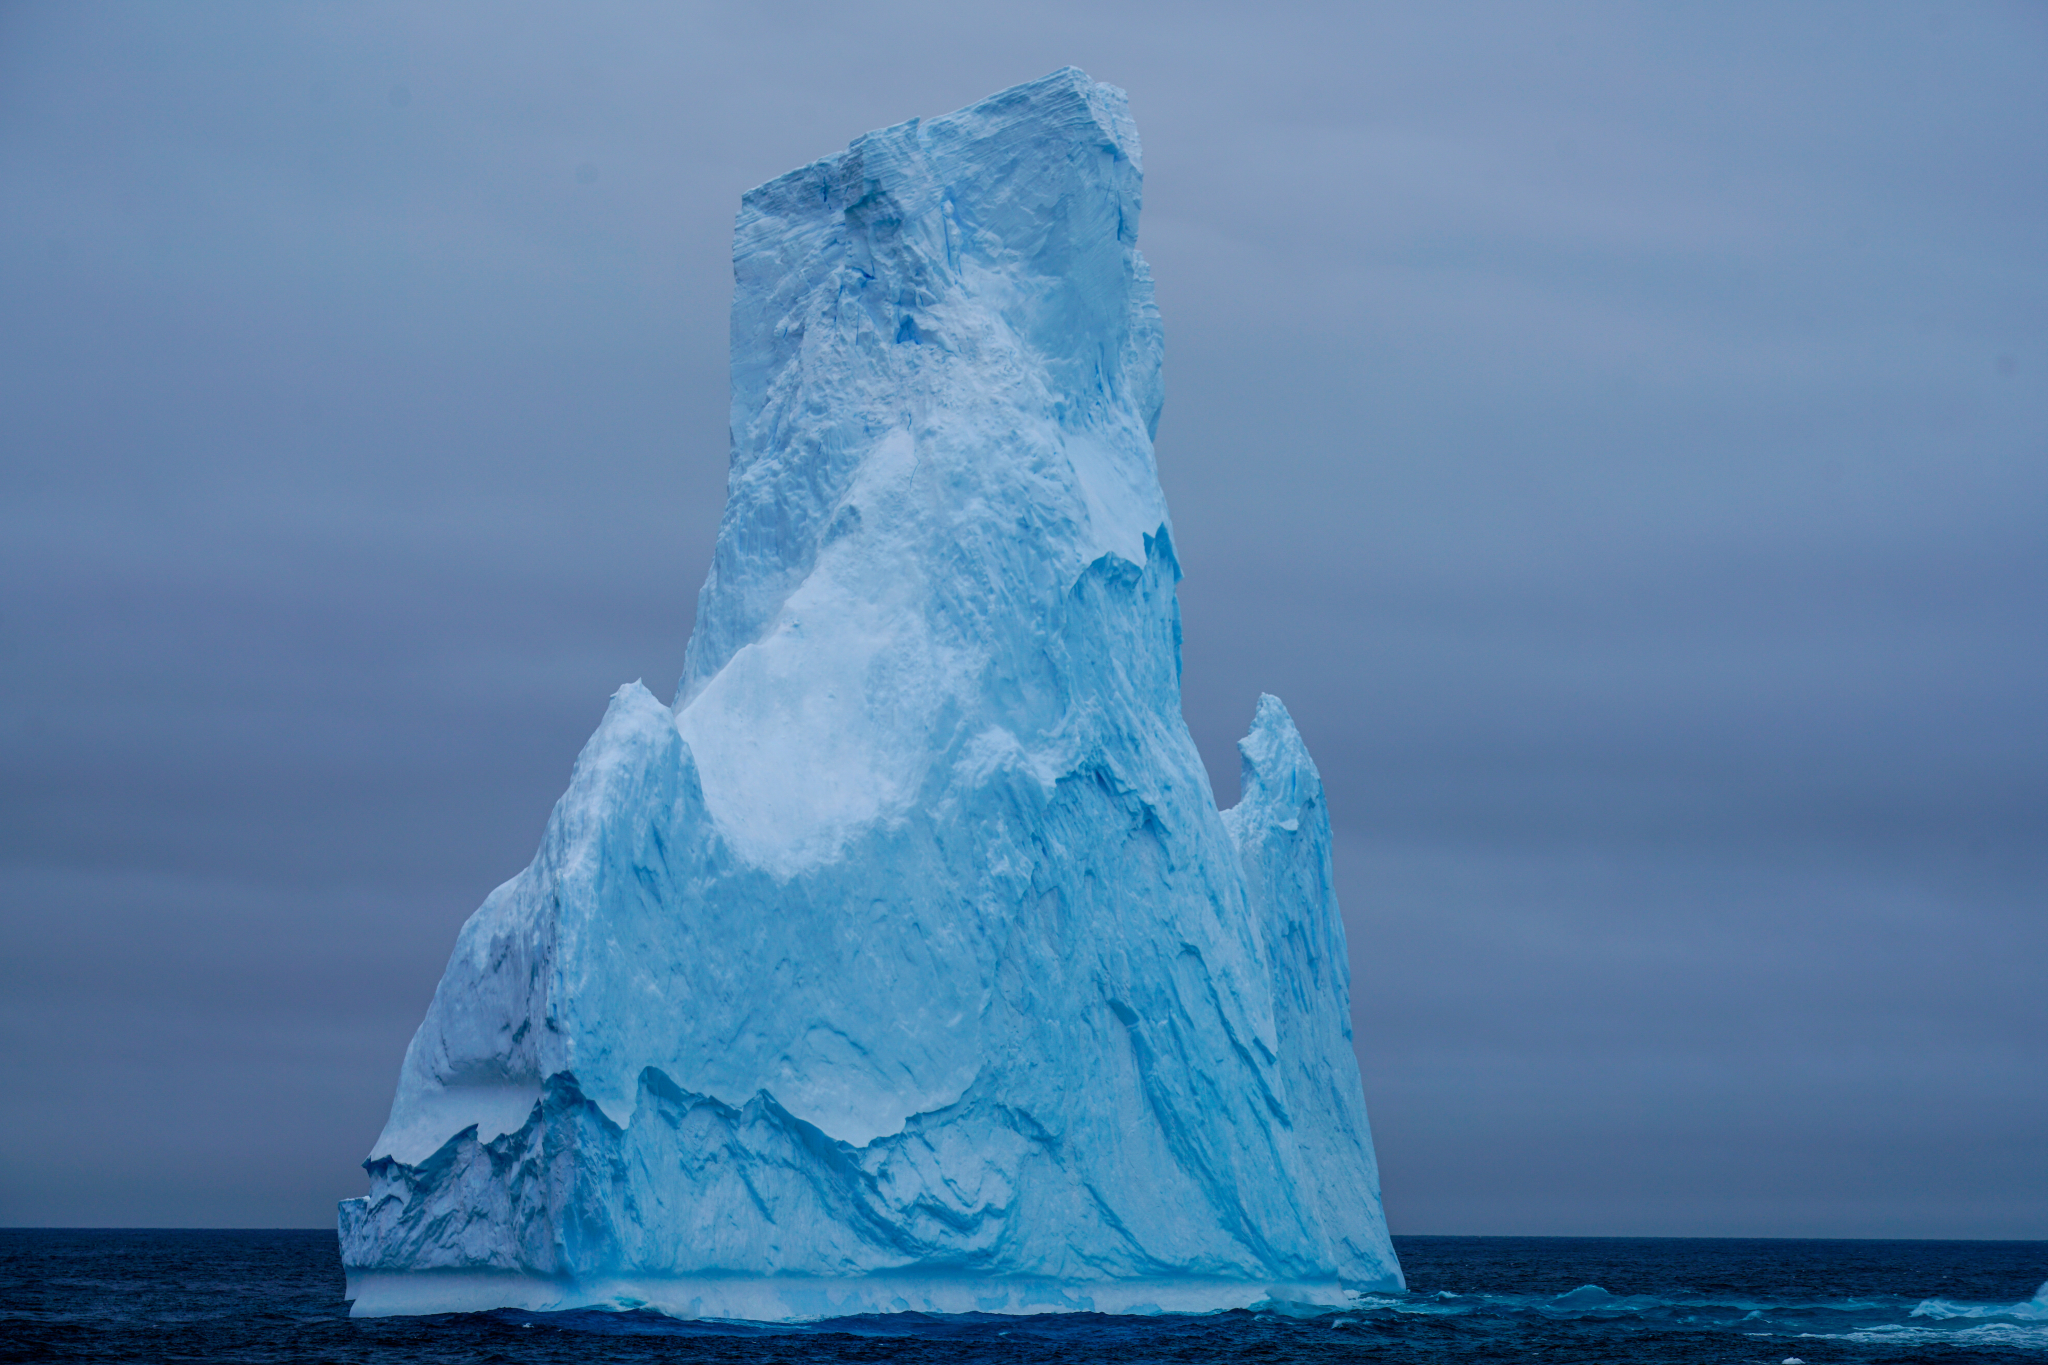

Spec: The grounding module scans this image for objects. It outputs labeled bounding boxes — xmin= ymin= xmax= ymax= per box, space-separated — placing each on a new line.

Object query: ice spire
xmin=340 ymin=67 xmax=1401 ymax=1320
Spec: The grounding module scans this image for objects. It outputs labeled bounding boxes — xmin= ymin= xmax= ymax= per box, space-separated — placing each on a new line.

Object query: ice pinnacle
xmin=339 ymin=67 xmax=1402 ymax=1320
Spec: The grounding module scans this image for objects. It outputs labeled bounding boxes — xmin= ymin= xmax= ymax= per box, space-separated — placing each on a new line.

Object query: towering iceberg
xmin=340 ymin=67 xmax=1401 ymax=1320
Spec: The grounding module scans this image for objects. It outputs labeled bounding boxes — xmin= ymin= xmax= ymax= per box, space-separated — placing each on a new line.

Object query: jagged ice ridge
xmin=340 ymin=67 xmax=1402 ymax=1321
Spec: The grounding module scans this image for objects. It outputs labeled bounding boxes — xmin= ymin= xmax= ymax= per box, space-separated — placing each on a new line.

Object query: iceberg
xmin=340 ymin=67 xmax=1402 ymax=1320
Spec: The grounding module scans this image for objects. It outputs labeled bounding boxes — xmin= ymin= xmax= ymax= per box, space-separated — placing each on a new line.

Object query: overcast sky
xmin=2 ymin=2 xmax=2042 ymax=1239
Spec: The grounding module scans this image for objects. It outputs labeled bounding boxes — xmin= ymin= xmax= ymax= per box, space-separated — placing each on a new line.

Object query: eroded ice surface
xmin=340 ymin=67 xmax=1402 ymax=1321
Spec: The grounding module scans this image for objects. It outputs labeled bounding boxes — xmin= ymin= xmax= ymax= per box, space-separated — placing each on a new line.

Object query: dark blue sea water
xmin=2 ymin=1231 xmax=2042 ymax=1363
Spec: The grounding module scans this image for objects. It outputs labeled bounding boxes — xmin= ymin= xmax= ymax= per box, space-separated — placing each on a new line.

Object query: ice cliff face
xmin=339 ymin=67 xmax=1402 ymax=1320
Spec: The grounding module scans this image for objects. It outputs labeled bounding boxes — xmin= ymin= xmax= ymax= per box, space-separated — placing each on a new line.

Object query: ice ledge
xmin=344 ymin=1269 xmax=1387 ymax=1321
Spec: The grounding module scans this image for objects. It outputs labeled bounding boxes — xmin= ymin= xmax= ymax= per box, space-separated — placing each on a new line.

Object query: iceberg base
xmin=343 ymin=1269 xmax=1374 ymax=1321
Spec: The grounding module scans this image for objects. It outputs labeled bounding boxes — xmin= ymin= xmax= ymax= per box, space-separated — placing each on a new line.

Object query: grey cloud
xmin=1 ymin=0 xmax=2041 ymax=1234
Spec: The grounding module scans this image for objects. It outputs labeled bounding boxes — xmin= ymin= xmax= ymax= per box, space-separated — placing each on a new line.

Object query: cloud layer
xmin=1 ymin=1 xmax=2041 ymax=1235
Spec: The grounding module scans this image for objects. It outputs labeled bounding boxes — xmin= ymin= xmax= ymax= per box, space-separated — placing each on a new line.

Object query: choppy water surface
xmin=2 ymin=1231 xmax=2042 ymax=1362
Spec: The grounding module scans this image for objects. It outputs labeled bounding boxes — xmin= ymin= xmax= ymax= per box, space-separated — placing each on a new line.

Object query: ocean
xmin=2 ymin=1230 xmax=2042 ymax=1362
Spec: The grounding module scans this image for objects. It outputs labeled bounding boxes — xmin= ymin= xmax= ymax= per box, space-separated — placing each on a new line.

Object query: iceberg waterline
xmin=340 ymin=67 xmax=1403 ymax=1320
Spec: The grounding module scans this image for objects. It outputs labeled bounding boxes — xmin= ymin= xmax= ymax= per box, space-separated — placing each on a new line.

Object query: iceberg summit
xmin=340 ymin=67 xmax=1402 ymax=1320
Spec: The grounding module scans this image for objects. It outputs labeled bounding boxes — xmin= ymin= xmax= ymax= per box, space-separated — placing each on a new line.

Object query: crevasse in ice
xmin=339 ymin=67 xmax=1402 ymax=1320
